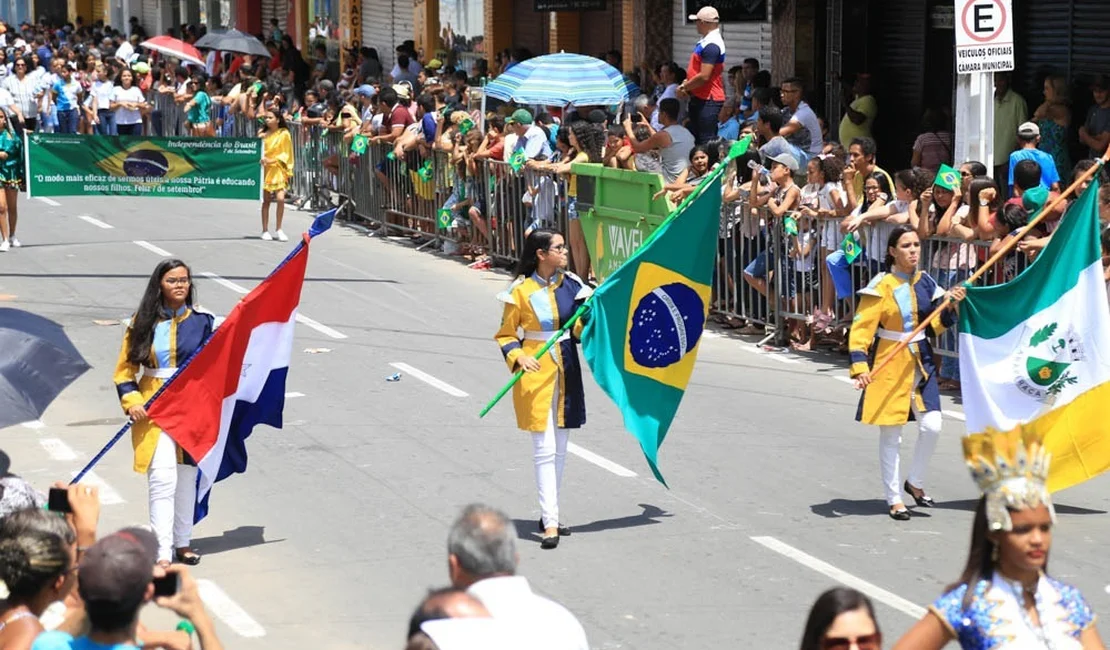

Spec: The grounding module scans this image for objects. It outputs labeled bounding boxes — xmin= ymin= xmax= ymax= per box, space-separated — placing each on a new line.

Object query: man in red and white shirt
xmin=678 ymin=5 xmax=726 ymax=145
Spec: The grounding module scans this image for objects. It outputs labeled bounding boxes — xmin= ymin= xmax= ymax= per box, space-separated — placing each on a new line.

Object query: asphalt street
xmin=3 ymin=194 xmax=1110 ymax=649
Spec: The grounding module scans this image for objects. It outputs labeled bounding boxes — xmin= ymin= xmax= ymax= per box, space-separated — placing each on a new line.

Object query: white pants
xmin=147 ymin=432 xmax=197 ymax=562
xmin=879 ymin=408 xmax=942 ymax=506
xmin=530 ymin=385 xmax=569 ymax=529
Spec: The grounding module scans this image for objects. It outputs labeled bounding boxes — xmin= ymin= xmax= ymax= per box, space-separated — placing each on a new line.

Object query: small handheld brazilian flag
xmin=783 ymin=215 xmax=799 ymax=236
xmin=350 ymin=134 xmax=368 ymax=155
xmin=509 ymin=150 xmax=526 ymax=173
xmin=437 ymin=208 xmax=453 ymax=230
xmin=417 ymin=159 xmax=434 ymax=181
xmin=934 ymin=163 xmax=961 ymax=192
xmin=459 ymin=118 xmax=474 ymax=136
xmin=841 ymin=231 xmax=862 ymax=263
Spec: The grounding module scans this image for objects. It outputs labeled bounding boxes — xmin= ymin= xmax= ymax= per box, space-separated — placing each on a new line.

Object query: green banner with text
xmin=26 ymin=134 xmax=262 ymax=200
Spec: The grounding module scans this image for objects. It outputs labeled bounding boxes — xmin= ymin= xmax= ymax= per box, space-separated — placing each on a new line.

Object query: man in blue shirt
xmin=1007 ymin=121 xmax=1060 ymax=196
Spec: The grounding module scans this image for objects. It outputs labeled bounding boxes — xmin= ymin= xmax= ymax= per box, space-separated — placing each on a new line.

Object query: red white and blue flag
xmin=143 ymin=209 xmax=334 ymax=522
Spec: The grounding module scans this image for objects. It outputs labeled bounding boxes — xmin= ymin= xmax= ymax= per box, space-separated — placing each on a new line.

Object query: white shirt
xmin=115 ymin=40 xmax=135 ymax=63
xmin=467 ymin=576 xmax=588 ymax=650
xmin=112 ymin=85 xmax=145 ymax=124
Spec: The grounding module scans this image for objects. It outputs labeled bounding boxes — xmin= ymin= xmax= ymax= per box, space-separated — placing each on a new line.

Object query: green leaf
xmin=1029 ymin=323 xmax=1057 ymax=348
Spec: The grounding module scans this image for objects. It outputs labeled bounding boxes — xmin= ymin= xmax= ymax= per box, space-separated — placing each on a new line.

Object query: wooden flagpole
xmin=869 ymin=145 xmax=1110 ymax=380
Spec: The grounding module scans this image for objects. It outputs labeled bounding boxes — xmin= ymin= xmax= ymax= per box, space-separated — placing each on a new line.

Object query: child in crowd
xmin=799 ymin=154 xmax=848 ymax=335
xmin=744 ymin=152 xmax=801 ymax=304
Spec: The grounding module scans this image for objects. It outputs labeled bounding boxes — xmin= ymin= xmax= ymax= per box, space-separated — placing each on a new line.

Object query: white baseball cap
xmin=689 ymin=6 xmax=720 ymax=22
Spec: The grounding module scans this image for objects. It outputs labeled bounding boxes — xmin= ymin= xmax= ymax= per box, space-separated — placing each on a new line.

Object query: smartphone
xmin=47 ymin=487 xmax=71 ymax=513
xmin=152 ymin=573 xmax=179 ymax=597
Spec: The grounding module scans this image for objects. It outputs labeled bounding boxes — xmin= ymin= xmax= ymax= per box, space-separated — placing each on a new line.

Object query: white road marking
xmin=36 ymin=197 xmax=61 ymax=207
xmin=295 ymin=313 xmax=348 ymax=339
xmin=567 ymin=442 xmax=638 ymax=477
xmin=39 ymin=438 xmax=77 ymax=461
xmin=200 ymin=272 xmax=347 ymax=339
xmin=943 ymin=410 xmax=966 ymax=421
xmin=199 ymin=271 xmax=248 ymax=294
xmin=71 ymin=470 xmax=125 ymax=505
xmin=750 ymin=535 xmax=926 ymax=619
xmin=389 ymin=362 xmax=469 ymax=397
xmin=78 ymin=215 xmax=113 ymax=229
xmin=285 ymin=391 xmax=305 ymax=398
xmin=832 ymin=375 xmax=854 ymax=385
xmin=196 ymin=579 xmax=266 ymax=638
xmin=133 ymin=240 xmax=173 ymax=257
xmin=21 ymin=420 xmax=45 ymax=430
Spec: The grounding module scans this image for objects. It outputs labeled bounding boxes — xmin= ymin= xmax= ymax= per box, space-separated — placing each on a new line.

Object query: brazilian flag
xmin=581 ymin=177 xmax=720 ymax=485
xmin=96 ymin=141 xmax=196 ymax=181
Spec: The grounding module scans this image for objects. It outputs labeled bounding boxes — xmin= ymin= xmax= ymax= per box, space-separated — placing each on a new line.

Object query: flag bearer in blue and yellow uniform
xmin=114 ymin=260 xmax=214 ymax=565
xmin=494 ymin=229 xmax=592 ymax=550
xmin=849 ymin=224 xmax=965 ymax=522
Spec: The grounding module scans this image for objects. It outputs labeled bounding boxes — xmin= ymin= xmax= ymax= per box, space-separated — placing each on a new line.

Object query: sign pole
xmin=978 ymin=71 xmax=992 ymax=164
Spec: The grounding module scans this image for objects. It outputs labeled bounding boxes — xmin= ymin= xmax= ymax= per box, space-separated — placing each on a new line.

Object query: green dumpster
xmin=571 ymin=163 xmax=673 ymax=282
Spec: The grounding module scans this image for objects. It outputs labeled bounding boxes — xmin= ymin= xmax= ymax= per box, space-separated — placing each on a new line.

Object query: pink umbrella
xmin=139 ymin=36 xmax=206 ymax=67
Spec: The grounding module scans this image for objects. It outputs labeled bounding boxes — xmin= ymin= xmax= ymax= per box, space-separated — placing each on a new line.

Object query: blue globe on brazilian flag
xmin=581 ymin=177 xmax=719 ymax=485
xmin=96 ymin=141 xmax=196 ymax=181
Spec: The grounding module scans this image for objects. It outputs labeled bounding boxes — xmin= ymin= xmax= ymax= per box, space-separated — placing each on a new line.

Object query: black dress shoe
xmin=904 ymin=481 xmax=936 ymax=507
xmin=889 ymin=507 xmax=911 ymax=521
xmin=538 ymin=518 xmax=571 ymax=536
xmin=540 ymin=534 xmax=560 ymax=549
xmin=174 ymin=549 xmax=201 ymax=565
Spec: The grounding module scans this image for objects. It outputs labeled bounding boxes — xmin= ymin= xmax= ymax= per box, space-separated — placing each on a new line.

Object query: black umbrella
xmin=193 ymin=30 xmax=226 ymax=50
xmin=0 ymin=308 xmax=91 ymax=429
xmin=196 ymin=29 xmax=271 ymax=58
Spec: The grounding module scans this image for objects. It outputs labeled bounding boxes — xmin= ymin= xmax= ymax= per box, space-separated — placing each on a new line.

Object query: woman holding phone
xmin=114 ymin=259 xmax=214 ymax=565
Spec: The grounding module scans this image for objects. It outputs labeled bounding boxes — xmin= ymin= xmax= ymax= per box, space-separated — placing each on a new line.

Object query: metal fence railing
xmin=62 ymin=110 xmax=1010 ymax=362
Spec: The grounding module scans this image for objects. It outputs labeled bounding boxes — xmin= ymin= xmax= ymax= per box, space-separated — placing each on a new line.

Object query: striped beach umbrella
xmin=484 ymin=52 xmax=632 ymax=107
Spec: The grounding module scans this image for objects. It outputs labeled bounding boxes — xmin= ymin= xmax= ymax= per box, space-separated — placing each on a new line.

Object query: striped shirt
xmin=3 ymin=74 xmax=37 ymax=116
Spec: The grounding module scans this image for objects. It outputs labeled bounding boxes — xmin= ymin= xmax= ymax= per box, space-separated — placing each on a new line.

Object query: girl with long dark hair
xmin=113 ymin=260 xmax=214 ymax=565
xmin=894 ymin=426 xmax=1104 ymax=649
xmin=259 ymin=108 xmax=294 ymax=242
xmin=493 ymin=229 xmax=592 ymax=550
xmin=848 ymin=224 xmax=965 ymax=521
xmin=800 ymin=587 xmax=882 ymax=650
xmin=0 ymin=510 xmax=78 ymax=648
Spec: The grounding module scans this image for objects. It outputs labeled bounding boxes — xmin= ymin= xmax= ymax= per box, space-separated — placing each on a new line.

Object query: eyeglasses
xmin=821 ymin=633 xmax=882 ymax=650
xmin=546 ymin=244 xmax=568 ymax=252
xmin=163 ymin=278 xmax=191 ymax=286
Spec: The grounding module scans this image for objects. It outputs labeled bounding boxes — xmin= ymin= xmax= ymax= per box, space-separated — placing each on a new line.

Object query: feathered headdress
xmin=963 ymin=424 xmax=1055 ymax=531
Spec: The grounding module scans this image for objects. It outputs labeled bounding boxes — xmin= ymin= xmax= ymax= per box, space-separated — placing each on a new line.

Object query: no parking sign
xmin=955 ymin=0 xmax=1014 ymax=74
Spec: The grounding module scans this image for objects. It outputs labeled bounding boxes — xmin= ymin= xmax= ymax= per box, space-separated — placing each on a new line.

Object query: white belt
xmin=522 ymin=330 xmax=570 ymax=344
xmin=142 ymin=366 xmax=178 ymax=379
xmin=876 ymin=328 xmax=924 ymax=344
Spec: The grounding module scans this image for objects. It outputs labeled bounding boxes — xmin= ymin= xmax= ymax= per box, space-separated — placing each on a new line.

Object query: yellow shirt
xmin=839 ymin=94 xmax=877 ymax=145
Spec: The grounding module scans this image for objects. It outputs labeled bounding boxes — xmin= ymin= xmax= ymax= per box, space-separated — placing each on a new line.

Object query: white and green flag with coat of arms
xmin=957 ymin=177 xmax=1110 ymax=493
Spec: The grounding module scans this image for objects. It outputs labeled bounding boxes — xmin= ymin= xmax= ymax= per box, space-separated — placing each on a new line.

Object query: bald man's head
xmin=407 ymin=587 xmax=490 ymax=640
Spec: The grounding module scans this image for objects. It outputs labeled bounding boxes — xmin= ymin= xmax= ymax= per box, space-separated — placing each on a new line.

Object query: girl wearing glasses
xmin=113 ymin=260 xmax=214 ymax=566
xmin=800 ymin=587 xmax=882 ymax=650
xmin=494 ymin=229 xmax=592 ymax=550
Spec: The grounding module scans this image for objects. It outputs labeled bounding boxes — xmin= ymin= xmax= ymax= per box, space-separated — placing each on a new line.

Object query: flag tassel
xmin=871 ymin=145 xmax=1110 ymax=380
xmin=477 ymin=136 xmax=754 ymax=418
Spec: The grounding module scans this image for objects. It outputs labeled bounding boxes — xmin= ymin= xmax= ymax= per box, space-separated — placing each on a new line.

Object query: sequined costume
xmin=931 ymin=575 xmax=1095 ymax=649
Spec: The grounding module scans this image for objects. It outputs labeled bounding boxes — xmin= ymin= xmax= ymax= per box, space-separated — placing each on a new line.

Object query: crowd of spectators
xmin=5 ymin=15 xmax=1110 ymax=371
xmin=0 ymin=453 xmax=223 ymax=649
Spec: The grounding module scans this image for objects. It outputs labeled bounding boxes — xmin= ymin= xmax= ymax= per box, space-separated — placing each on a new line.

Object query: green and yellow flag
xmin=580 ymin=176 xmax=721 ymax=485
